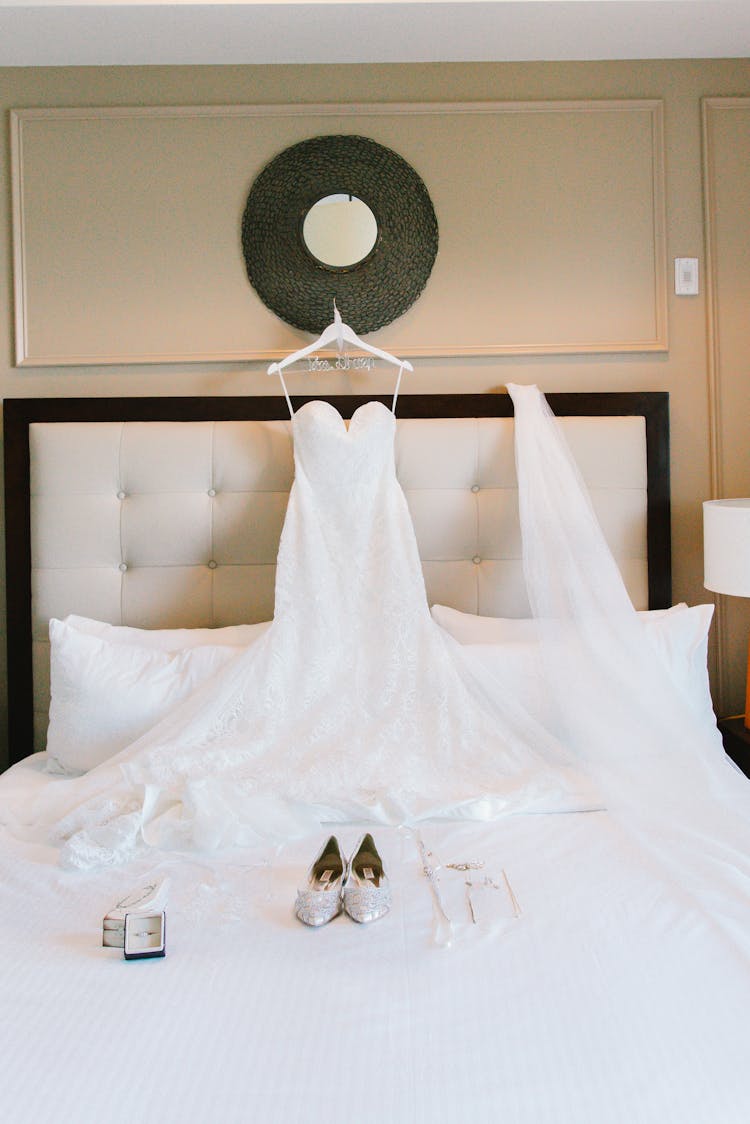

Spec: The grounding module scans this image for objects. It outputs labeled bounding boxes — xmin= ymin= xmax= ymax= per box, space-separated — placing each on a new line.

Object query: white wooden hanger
xmin=268 ymin=303 xmax=413 ymax=417
xmin=267 ymin=303 xmax=414 ymax=378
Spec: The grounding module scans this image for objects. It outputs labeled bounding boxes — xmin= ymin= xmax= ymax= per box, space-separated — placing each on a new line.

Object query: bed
xmin=2 ymin=391 xmax=749 ymax=1124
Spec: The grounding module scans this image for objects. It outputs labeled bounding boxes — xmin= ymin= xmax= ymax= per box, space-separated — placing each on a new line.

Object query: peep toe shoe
xmin=343 ymin=834 xmax=391 ymax=924
xmin=294 ymin=835 xmax=345 ymax=927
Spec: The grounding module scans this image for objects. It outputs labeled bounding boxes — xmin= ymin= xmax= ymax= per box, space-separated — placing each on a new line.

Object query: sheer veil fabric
xmin=508 ymin=383 xmax=750 ymax=947
xmin=5 ymin=385 xmax=750 ymax=937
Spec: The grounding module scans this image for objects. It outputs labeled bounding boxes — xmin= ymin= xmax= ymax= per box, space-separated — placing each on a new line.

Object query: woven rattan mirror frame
xmin=241 ymin=135 xmax=439 ymax=335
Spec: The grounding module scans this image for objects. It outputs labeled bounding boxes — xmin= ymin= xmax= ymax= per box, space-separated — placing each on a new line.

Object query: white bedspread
xmin=1 ymin=755 xmax=749 ymax=1124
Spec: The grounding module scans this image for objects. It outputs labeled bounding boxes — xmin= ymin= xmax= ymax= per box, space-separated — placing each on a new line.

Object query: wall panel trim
xmin=701 ymin=96 xmax=750 ymax=712
xmin=12 ymin=99 xmax=668 ymax=367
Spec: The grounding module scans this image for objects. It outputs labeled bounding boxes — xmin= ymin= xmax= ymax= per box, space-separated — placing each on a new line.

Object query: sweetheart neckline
xmin=292 ymin=399 xmax=395 ymax=431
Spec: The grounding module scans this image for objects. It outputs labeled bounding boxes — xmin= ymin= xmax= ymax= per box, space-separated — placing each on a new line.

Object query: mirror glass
xmin=302 ymin=194 xmax=378 ymax=269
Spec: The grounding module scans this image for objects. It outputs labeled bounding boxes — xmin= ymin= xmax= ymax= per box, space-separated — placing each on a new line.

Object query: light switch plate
xmin=675 ymin=257 xmax=699 ymax=296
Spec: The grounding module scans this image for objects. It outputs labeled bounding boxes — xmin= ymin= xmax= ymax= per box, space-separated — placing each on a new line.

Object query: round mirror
xmin=242 ymin=134 xmax=439 ymax=335
xmin=302 ymin=194 xmax=378 ymax=270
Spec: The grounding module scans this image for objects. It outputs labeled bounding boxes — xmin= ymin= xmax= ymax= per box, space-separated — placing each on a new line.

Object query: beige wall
xmin=703 ymin=97 xmax=750 ymax=716
xmin=1 ymin=59 xmax=749 ymax=767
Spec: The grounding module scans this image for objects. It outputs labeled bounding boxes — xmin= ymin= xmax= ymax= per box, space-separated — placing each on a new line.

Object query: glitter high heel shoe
xmin=343 ymin=833 xmax=391 ymax=923
xmin=294 ymin=835 xmax=345 ymax=927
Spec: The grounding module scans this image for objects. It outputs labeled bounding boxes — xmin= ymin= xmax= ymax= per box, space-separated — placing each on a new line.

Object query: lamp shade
xmin=703 ymin=498 xmax=750 ymax=597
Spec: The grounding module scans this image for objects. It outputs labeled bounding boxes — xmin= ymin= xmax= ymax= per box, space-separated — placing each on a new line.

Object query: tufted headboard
xmin=3 ymin=392 xmax=670 ymax=766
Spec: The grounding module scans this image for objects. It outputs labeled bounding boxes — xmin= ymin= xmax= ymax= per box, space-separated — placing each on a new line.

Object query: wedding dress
xmin=21 ymin=392 xmax=592 ymax=869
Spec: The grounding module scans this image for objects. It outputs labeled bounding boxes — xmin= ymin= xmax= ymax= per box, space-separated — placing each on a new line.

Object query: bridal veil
xmin=508 ymin=383 xmax=750 ymax=946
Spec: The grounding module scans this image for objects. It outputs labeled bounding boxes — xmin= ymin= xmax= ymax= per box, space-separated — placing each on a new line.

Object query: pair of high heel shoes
xmin=294 ymin=834 xmax=390 ymax=927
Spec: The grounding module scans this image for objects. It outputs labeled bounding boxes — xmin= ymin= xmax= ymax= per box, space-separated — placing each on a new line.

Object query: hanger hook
xmin=332 ymin=299 xmax=344 ymax=354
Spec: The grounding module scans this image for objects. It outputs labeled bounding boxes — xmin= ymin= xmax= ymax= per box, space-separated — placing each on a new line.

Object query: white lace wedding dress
xmin=23 ymin=395 xmax=591 ymax=869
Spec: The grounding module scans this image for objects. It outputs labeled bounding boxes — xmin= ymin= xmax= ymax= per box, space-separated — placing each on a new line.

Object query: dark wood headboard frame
xmin=3 ymin=391 xmax=670 ymax=766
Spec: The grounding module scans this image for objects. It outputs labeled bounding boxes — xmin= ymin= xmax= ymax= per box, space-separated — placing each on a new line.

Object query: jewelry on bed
xmin=464 ymin=878 xmax=477 ymax=924
xmin=476 ymin=870 xmax=522 ymax=919
xmin=415 ymin=833 xmax=453 ymax=947
xmin=446 ymin=861 xmax=485 ymax=924
xmin=502 ymin=869 xmax=522 ymax=918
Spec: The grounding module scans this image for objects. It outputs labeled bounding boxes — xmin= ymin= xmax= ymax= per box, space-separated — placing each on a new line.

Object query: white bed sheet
xmin=1 ymin=754 xmax=749 ymax=1124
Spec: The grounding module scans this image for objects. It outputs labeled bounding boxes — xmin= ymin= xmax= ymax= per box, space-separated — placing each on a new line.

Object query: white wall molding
xmin=12 ymin=99 xmax=667 ymax=367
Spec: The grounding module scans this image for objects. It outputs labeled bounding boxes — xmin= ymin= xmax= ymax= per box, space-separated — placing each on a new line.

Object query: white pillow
xmin=46 ymin=619 xmax=252 ymax=775
xmin=431 ymin=602 xmax=687 ymax=645
xmin=642 ymin=603 xmax=716 ymax=723
xmin=431 ymin=602 xmax=716 ymax=726
xmin=63 ymin=613 xmax=270 ymax=651
xmin=456 ymin=640 xmax=554 ymax=730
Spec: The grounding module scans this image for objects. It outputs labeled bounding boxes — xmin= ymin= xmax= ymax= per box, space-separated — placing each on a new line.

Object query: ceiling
xmin=1 ymin=0 xmax=749 ymax=68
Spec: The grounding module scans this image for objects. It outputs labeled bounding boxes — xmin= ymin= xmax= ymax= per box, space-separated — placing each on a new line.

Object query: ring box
xmin=102 ymin=878 xmax=169 ymax=949
xmin=124 ymin=911 xmax=166 ymax=960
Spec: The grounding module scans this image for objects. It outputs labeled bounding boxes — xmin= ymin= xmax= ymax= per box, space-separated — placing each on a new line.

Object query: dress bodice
xmin=291 ymin=400 xmax=396 ymax=497
xmin=275 ymin=398 xmax=421 ymax=626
